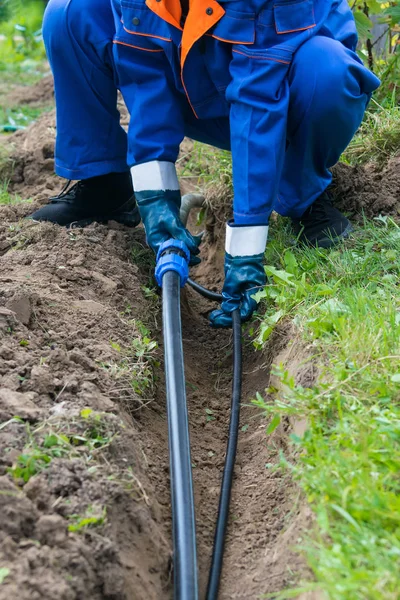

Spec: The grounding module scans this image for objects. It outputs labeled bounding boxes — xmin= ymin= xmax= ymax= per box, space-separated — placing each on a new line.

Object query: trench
xmin=136 ymin=276 xmax=302 ymax=599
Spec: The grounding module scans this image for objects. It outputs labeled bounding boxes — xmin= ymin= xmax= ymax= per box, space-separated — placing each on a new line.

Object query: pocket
xmin=208 ymin=8 xmax=255 ymax=44
xmin=273 ymin=0 xmax=316 ymax=34
xmin=120 ymin=1 xmax=172 ymax=42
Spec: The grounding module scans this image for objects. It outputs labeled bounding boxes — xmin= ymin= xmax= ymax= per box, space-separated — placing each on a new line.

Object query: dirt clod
xmin=332 ymin=155 xmax=400 ymax=218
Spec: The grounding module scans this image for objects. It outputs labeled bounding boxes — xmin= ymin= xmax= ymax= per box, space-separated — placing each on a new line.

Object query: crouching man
xmin=32 ymin=0 xmax=380 ymax=326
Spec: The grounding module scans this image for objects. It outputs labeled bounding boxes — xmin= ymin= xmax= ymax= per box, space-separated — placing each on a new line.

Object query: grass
xmin=102 ymin=320 xmax=159 ymax=403
xmin=343 ymin=98 xmax=400 ymax=166
xmin=0 ymin=103 xmax=52 ymax=130
xmin=8 ymin=409 xmax=119 ymax=483
xmin=0 ymin=180 xmax=25 ymax=204
xmin=253 ymin=216 xmax=400 ymax=599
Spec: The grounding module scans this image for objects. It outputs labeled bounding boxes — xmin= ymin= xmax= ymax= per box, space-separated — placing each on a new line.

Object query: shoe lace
xmin=305 ymin=192 xmax=333 ymax=220
xmin=50 ymin=180 xmax=84 ymax=203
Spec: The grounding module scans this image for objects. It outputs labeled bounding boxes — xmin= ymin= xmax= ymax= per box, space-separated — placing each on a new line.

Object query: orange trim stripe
xmin=205 ymin=32 xmax=255 ymax=44
xmin=113 ymin=40 xmax=164 ymax=52
xmin=180 ymin=74 xmax=199 ymax=118
xmin=276 ymin=23 xmax=316 ymax=34
xmin=232 ymin=49 xmax=290 ymax=64
xmin=123 ymin=27 xmax=172 ymax=41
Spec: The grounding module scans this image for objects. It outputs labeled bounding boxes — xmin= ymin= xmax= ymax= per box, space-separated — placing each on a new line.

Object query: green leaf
xmin=0 ymin=568 xmax=10 ymax=584
xmin=330 ymin=504 xmax=361 ymax=531
xmin=251 ymin=289 xmax=267 ymax=304
xmin=80 ymin=408 xmax=93 ymax=419
xmin=265 ymin=266 xmax=295 ymax=286
xmin=384 ymin=4 xmax=400 ymax=25
xmin=283 ymin=250 xmax=298 ymax=275
xmin=354 ymin=10 xmax=373 ymax=40
xmin=43 ymin=434 xmax=59 ymax=448
xmin=390 ymin=374 xmax=400 ymax=383
xmin=266 ymin=414 xmax=281 ymax=435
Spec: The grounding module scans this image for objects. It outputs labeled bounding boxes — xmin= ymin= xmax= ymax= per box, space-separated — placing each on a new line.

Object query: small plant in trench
xmin=8 ymin=411 xmax=118 ymax=483
xmin=68 ymin=505 xmax=107 ymax=533
xmin=105 ymin=321 xmax=158 ymax=398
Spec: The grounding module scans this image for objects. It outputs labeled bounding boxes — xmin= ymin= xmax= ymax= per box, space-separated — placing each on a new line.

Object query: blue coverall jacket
xmin=43 ymin=0 xmax=380 ymax=224
xmin=110 ymin=0 xmax=379 ymax=224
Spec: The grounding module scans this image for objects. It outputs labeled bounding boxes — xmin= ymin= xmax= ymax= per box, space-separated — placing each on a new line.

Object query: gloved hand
xmin=209 ymin=222 xmax=268 ymax=328
xmin=131 ymin=161 xmax=201 ymax=263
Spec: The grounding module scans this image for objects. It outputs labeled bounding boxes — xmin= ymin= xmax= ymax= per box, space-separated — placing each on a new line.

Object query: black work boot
xmin=29 ymin=172 xmax=141 ymax=228
xmin=291 ymin=190 xmax=352 ymax=248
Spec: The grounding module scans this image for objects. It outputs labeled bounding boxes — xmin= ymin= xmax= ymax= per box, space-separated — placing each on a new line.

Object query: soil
xmin=5 ymin=74 xmax=55 ymax=108
xmin=0 ymin=84 xmax=397 ymax=599
xmin=332 ymin=157 xmax=400 ymax=219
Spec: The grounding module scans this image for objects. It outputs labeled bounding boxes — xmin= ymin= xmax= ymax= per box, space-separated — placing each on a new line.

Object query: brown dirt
xmin=0 ymin=211 xmax=172 ymax=599
xmin=5 ymin=74 xmax=55 ymax=108
xmin=0 ymin=110 xmax=61 ymax=204
xmin=332 ymin=156 xmax=400 ymax=219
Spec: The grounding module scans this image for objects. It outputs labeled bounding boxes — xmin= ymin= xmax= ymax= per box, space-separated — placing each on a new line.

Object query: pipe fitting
xmin=155 ymin=239 xmax=190 ymax=288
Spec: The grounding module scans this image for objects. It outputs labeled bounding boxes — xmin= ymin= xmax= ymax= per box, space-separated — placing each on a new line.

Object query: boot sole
xmin=29 ymin=197 xmax=141 ymax=229
xmin=69 ymin=208 xmax=141 ymax=229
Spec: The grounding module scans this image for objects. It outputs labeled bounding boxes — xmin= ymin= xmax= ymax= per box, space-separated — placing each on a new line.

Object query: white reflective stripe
xmin=225 ymin=223 xmax=269 ymax=256
xmin=131 ymin=161 xmax=179 ymax=192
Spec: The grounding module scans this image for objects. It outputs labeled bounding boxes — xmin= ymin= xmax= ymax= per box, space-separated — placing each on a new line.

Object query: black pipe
xmin=162 ymin=270 xmax=198 ymax=600
xmin=187 ymin=277 xmax=223 ymax=303
xmin=206 ymin=309 xmax=242 ymax=600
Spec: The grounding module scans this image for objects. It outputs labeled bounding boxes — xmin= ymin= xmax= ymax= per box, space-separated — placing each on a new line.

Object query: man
xmin=32 ymin=0 xmax=379 ymax=326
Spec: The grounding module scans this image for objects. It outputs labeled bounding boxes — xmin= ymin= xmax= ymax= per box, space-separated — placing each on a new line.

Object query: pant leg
xmin=43 ymin=0 xmax=128 ymax=179
xmin=275 ymin=36 xmax=380 ymax=218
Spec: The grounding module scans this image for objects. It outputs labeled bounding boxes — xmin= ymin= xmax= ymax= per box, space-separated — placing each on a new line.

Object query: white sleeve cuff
xmin=225 ymin=223 xmax=269 ymax=257
xmin=131 ymin=161 xmax=179 ymax=192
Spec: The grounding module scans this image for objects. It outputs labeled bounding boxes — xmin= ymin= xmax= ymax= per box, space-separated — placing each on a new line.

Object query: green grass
xmin=0 ymin=103 xmax=51 ymax=129
xmin=253 ymin=217 xmax=400 ymax=599
xmin=102 ymin=320 xmax=159 ymax=401
xmin=343 ymin=99 xmax=400 ymax=166
xmin=0 ymin=180 xmax=24 ymax=204
xmin=8 ymin=409 xmax=119 ymax=483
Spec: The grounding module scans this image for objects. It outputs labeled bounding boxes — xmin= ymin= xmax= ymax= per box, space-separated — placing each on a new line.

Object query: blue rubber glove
xmin=131 ymin=161 xmax=201 ymax=263
xmin=210 ymin=222 xmax=268 ymax=328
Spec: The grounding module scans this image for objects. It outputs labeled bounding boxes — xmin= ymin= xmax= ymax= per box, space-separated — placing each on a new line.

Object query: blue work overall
xmin=43 ymin=0 xmax=379 ymax=223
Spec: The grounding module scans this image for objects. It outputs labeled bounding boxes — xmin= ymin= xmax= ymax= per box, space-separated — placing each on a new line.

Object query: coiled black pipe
xmin=162 ymin=270 xmax=198 ymax=600
xmin=206 ymin=309 xmax=242 ymax=600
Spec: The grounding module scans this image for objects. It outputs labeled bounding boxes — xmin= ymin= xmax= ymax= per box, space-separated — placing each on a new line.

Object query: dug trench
xmin=0 ymin=199 xmax=312 ymax=600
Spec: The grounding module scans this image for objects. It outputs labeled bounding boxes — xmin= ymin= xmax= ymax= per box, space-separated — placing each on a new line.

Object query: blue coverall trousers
xmin=43 ymin=0 xmax=375 ymax=218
